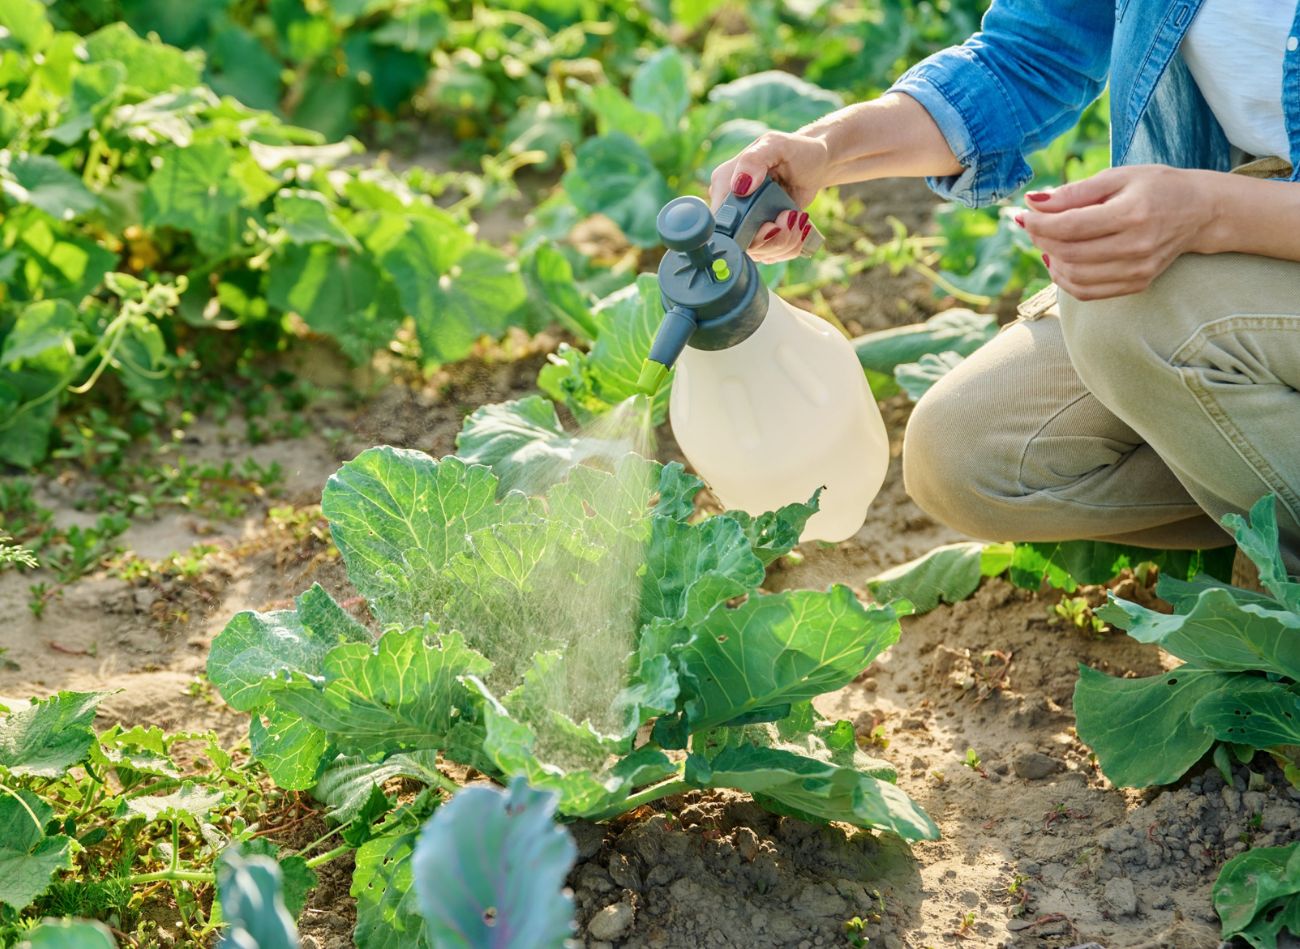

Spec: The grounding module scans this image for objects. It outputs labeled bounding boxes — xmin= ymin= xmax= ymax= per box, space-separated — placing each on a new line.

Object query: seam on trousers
xmin=1170 ymin=314 xmax=1300 ymax=521
xmin=1013 ymin=391 xmax=1195 ymax=511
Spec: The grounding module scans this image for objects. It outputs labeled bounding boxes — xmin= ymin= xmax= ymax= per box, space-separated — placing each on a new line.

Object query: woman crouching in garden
xmin=713 ymin=0 xmax=1300 ymax=574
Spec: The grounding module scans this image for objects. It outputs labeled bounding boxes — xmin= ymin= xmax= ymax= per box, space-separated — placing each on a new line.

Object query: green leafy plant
xmin=0 ymin=691 xmax=331 ymax=944
xmin=48 ymin=0 xmax=659 ymax=145
xmin=866 ymin=538 xmax=1233 ymax=615
xmin=1213 ymin=842 xmax=1300 ymax=949
xmin=852 ymin=309 xmax=997 ymax=398
xmin=1075 ymin=496 xmax=1300 ymax=788
xmin=17 ymin=918 xmax=117 ymax=948
xmin=537 ymin=273 xmax=672 ymax=424
xmin=0 ymin=3 xmax=537 ymax=466
xmin=206 ymin=432 xmax=936 ymax=944
xmin=217 ymin=850 xmax=299 ymax=949
xmin=412 ymin=778 xmax=577 ymax=948
xmin=0 ymin=532 xmax=38 ymax=571
xmin=1051 ymin=595 xmax=1108 ymax=637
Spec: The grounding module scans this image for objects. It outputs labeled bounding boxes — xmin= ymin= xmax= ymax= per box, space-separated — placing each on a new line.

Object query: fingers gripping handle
xmin=716 ymin=178 xmax=824 ymax=257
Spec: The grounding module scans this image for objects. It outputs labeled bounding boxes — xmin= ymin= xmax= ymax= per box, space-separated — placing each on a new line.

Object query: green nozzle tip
xmin=636 ymin=358 xmax=669 ymax=395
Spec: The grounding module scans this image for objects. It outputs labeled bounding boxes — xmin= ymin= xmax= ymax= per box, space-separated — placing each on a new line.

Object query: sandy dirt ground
xmin=3 ymin=178 xmax=1297 ymax=948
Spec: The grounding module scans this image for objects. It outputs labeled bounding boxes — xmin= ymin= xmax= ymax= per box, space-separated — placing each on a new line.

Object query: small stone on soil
xmin=734 ymin=826 xmax=760 ymax=861
xmin=1103 ymin=876 xmax=1139 ymax=917
xmin=587 ymin=902 xmax=634 ymax=942
xmin=570 ymin=821 xmax=604 ymax=860
xmin=1011 ymin=749 xmax=1057 ymax=780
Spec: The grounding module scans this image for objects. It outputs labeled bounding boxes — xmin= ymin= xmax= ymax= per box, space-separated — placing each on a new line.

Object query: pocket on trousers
xmin=1170 ymin=313 xmax=1300 ymax=519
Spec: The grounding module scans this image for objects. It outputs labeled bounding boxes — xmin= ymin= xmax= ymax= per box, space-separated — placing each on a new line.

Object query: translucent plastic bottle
xmin=637 ymin=184 xmax=889 ymax=542
xmin=670 ymin=292 xmax=888 ymax=542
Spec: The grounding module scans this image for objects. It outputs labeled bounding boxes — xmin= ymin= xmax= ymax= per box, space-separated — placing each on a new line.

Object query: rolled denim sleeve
xmin=888 ymin=0 xmax=1114 ymax=207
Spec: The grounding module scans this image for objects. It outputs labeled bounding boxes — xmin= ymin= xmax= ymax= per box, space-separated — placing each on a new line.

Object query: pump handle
xmin=657 ymin=197 xmax=715 ymax=252
xmin=716 ymin=178 xmax=823 ymax=258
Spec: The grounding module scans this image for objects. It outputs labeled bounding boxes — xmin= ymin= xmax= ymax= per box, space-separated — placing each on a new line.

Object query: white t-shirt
xmin=1181 ymin=0 xmax=1297 ymax=161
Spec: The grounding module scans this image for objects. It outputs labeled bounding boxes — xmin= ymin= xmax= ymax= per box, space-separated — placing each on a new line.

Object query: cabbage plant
xmin=208 ymin=428 xmax=935 ymax=943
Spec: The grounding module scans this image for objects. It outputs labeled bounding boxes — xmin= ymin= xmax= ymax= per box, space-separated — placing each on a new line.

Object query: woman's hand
xmin=1017 ymin=165 xmax=1216 ymax=301
xmin=708 ymin=130 xmax=832 ymax=263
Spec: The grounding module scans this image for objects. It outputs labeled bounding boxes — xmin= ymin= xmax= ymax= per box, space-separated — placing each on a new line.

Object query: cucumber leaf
xmin=141 ymin=142 xmax=249 ymax=257
xmin=1 ymin=299 xmax=78 ymax=368
xmin=0 ymin=790 xmax=73 ymax=910
xmin=266 ymin=245 xmax=403 ymax=364
xmin=0 ymin=690 xmax=104 ymax=778
xmin=1 ymin=154 xmax=101 ymax=218
xmin=381 ymin=216 xmax=530 ymax=366
xmin=83 ymin=22 xmax=202 ymax=95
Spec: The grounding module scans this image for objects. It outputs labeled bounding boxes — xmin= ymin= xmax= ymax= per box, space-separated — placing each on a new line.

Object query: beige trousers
xmin=902 ymin=252 xmax=1300 ymax=573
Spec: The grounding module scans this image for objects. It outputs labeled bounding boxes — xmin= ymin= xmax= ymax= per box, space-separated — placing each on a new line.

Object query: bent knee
xmin=1058 ymin=287 xmax=1174 ymax=416
xmin=903 ymin=380 xmax=1024 ymax=541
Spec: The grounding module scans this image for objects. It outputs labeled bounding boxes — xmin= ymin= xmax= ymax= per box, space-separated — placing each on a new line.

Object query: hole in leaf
xmin=1166 ymin=677 xmax=1178 ymax=686
xmin=483 ymin=907 xmax=498 ymax=927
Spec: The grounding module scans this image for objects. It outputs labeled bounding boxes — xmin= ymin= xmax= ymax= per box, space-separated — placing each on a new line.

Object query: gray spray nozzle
xmin=637 ymin=305 xmax=696 ymax=394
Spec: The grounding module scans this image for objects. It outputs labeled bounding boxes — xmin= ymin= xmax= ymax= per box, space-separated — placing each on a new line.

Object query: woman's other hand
xmin=1017 ymin=165 xmax=1216 ymax=301
xmin=708 ymin=130 xmax=831 ymax=263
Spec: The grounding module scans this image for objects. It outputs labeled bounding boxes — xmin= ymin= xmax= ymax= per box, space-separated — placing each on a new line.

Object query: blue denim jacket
xmin=889 ymin=0 xmax=1300 ymax=207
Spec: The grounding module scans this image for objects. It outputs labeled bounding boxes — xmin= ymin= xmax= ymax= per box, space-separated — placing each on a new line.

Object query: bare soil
xmin=4 ymin=180 xmax=1296 ymax=948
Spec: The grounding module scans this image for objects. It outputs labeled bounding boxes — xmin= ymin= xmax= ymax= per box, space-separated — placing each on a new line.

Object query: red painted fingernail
xmin=1015 ymin=213 xmax=1026 ymax=228
xmin=734 ymin=173 xmax=753 ymax=195
xmin=797 ymin=211 xmax=809 ymax=229
xmin=1027 ymin=191 xmax=1050 ymax=202
xmin=801 ymin=223 xmax=812 ymax=239
xmin=760 ymin=227 xmax=778 ymax=243
xmin=1042 ymin=253 xmax=1051 ymax=268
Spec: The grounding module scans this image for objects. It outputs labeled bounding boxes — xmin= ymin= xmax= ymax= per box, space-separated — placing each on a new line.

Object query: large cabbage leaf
xmin=1076 ymin=496 xmax=1300 ymax=788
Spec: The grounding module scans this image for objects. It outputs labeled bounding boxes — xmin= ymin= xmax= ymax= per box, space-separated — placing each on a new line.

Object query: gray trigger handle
xmin=715 ymin=178 xmax=824 ymax=258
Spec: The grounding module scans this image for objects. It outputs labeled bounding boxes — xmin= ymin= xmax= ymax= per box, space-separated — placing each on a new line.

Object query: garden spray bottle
xmin=635 ymin=181 xmax=889 ymax=542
